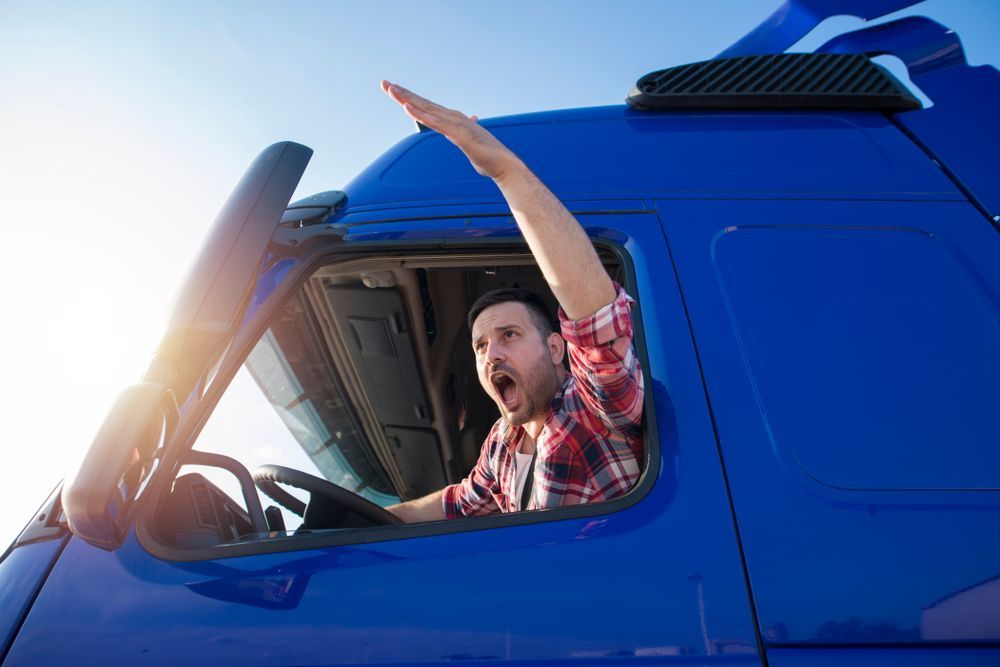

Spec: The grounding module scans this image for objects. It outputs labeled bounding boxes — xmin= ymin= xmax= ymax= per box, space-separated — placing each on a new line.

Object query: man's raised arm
xmin=381 ymin=81 xmax=617 ymax=319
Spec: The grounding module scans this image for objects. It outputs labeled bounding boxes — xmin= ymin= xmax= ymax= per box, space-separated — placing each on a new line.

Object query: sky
xmin=0 ymin=0 xmax=997 ymax=549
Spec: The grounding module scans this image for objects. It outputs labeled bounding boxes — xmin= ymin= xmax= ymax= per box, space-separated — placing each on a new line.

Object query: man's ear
xmin=547 ymin=332 xmax=565 ymax=365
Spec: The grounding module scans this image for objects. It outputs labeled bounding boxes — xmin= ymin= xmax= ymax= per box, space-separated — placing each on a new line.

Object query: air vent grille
xmin=189 ymin=480 xmax=218 ymax=528
xmin=628 ymin=53 xmax=920 ymax=111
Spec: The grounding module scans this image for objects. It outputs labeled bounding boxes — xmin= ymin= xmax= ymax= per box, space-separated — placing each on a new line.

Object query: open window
xmin=146 ymin=248 xmax=642 ymax=555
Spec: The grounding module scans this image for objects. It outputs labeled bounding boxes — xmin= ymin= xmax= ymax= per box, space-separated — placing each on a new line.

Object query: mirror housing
xmin=145 ymin=141 xmax=312 ymax=399
xmin=62 ymin=383 xmax=177 ymax=551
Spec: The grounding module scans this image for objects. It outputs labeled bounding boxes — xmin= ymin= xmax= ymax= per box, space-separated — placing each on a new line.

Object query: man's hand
xmin=381 ymin=80 xmax=616 ymax=319
xmin=386 ymin=488 xmax=446 ymax=523
xmin=381 ymin=80 xmax=522 ymax=182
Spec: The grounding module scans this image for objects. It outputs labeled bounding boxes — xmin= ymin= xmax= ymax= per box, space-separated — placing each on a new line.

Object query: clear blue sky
xmin=0 ymin=0 xmax=997 ymax=547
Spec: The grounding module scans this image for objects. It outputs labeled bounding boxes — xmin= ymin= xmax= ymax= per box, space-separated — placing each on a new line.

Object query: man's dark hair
xmin=467 ymin=288 xmax=557 ymax=338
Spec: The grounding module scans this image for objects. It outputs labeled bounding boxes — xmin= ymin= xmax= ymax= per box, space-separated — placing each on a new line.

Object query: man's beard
xmin=493 ymin=361 xmax=559 ymax=426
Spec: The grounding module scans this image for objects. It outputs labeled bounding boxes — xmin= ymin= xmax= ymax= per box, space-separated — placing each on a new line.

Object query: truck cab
xmin=2 ymin=2 xmax=998 ymax=664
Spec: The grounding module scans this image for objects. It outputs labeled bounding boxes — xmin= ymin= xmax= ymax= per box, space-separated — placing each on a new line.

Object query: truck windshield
xmin=189 ymin=292 xmax=400 ymax=529
xmin=245 ymin=327 xmax=397 ymax=503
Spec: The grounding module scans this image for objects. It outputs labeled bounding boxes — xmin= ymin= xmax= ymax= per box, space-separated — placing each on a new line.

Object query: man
xmin=381 ymin=81 xmax=643 ymax=522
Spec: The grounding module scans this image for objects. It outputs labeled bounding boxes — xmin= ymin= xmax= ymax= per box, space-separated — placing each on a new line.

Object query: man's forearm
xmin=386 ymin=489 xmax=447 ymax=523
xmin=380 ymin=81 xmax=617 ymax=319
xmin=494 ymin=159 xmax=616 ymax=320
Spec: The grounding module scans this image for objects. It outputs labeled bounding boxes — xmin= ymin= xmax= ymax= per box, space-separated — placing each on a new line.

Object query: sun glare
xmin=0 ymin=86 xmax=214 ymax=547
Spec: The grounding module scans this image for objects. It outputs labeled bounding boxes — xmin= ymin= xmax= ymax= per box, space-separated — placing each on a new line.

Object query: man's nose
xmin=485 ymin=338 xmax=505 ymax=364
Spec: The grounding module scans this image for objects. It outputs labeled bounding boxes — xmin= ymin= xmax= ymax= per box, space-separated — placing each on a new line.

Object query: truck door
xmin=5 ymin=208 xmax=763 ymax=665
xmin=658 ymin=197 xmax=1000 ymax=665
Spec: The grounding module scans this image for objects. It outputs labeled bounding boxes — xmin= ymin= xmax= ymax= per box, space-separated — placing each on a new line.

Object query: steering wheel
xmin=253 ymin=465 xmax=402 ymax=528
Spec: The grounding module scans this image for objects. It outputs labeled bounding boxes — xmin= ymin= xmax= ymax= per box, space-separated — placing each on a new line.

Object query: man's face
xmin=471 ymin=301 xmax=563 ymax=427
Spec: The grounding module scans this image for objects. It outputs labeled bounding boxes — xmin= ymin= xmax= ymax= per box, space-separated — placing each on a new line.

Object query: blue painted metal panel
xmin=342 ymin=108 xmax=958 ymax=209
xmin=816 ymin=16 xmax=1000 ymax=221
xmin=768 ymin=647 xmax=1000 ymax=666
xmin=7 ymin=214 xmax=760 ymax=665
xmin=715 ymin=0 xmax=925 ymax=59
xmin=710 ymin=225 xmax=1000 ymax=490
xmin=658 ymin=197 xmax=1000 ymax=646
xmin=0 ymin=536 xmax=68 ymax=660
xmin=334 ymin=199 xmax=648 ymax=226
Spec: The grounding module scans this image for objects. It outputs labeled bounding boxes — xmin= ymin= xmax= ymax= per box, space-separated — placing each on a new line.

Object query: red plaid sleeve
xmin=532 ymin=416 xmax=641 ymax=508
xmin=558 ymin=284 xmax=644 ymax=441
xmin=441 ymin=423 xmax=503 ymax=518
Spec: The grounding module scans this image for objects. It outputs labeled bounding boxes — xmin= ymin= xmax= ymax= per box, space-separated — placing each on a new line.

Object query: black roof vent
xmin=628 ymin=53 xmax=920 ymax=111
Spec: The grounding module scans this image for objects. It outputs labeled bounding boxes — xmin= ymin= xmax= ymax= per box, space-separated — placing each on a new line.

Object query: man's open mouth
xmin=490 ymin=371 xmax=519 ymax=409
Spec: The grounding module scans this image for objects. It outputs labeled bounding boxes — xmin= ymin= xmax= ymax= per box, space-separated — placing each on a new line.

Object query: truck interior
xmin=151 ymin=250 xmax=629 ymax=549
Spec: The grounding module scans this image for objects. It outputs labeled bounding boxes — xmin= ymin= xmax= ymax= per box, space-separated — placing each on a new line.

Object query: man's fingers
xmin=388 ymin=88 xmax=452 ymax=129
xmin=382 ymin=81 xmax=470 ymax=124
xmin=382 ymin=80 xmax=481 ymax=141
xmin=383 ymin=81 xmax=410 ymax=108
xmin=400 ymin=102 xmax=448 ymax=135
xmin=401 ymin=102 xmax=431 ymax=126
xmin=390 ymin=83 xmax=434 ymax=109
xmin=381 ymin=80 xmax=412 ymax=109
xmin=389 ymin=83 xmax=455 ymax=119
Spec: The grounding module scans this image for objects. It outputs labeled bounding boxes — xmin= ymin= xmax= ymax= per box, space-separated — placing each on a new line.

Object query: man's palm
xmin=381 ymin=80 xmax=516 ymax=181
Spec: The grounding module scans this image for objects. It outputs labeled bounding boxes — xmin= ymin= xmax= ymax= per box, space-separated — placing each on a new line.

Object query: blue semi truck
xmin=2 ymin=1 xmax=998 ymax=664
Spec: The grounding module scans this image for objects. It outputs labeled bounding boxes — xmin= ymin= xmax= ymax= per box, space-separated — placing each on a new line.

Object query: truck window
xmin=148 ymin=251 xmax=646 ymax=553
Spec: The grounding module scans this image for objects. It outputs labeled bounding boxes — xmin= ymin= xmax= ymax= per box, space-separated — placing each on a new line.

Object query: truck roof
xmin=342 ymin=104 xmax=960 ymax=213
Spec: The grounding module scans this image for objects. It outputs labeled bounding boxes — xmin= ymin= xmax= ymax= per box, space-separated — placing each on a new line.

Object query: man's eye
xmin=504 ymin=330 xmax=517 ymax=339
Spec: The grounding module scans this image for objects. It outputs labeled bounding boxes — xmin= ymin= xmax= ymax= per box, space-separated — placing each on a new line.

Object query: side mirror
xmin=62 ymin=383 xmax=177 ymax=551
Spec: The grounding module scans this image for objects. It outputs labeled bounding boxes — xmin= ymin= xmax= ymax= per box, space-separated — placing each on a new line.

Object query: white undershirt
xmin=514 ymin=451 xmax=534 ymax=509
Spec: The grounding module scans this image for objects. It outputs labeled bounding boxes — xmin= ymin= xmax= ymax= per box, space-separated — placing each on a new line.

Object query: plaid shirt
xmin=443 ymin=285 xmax=643 ymax=517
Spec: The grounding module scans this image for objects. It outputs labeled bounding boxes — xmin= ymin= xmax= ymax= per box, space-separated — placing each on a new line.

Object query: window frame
xmin=135 ymin=232 xmax=662 ymax=562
